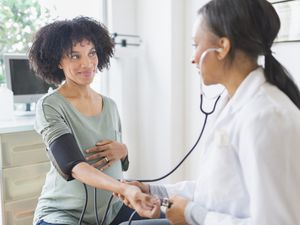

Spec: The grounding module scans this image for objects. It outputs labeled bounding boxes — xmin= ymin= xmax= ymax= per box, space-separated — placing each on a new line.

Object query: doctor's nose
xmin=191 ymin=52 xmax=197 ymax=64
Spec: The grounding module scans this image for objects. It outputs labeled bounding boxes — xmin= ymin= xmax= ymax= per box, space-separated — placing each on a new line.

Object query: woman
xmin=120 ymin=0 xmax=300 ymax=224
xmin=29 ymin=17 xmax=158 ymax=225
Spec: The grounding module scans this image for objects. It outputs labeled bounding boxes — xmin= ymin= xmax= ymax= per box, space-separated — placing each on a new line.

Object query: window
xmin=0 ymin=0 xmax=105 ymax=91
xmin=39 ymin=0 xmax=103 ymax=20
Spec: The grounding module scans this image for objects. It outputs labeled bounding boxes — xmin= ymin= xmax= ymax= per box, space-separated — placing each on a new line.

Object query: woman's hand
xmin=165 ymin=196 xmax=189 ymax=225
xmin=85 ymin=140 xmax=128 ymax=170
xmin=122 ymin=184 xmax=161 ymax=219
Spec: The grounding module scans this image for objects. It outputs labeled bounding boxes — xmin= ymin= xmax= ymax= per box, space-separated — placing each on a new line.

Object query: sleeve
xmin=149 ymin=184 xmax=169 ymax=199
xmin=34 ymin=98 xmax=71 ymax=146
xmin=184 ymin=202 xmax=207 ymax=225
xmin=149 ymin=184 xmax=209 ymax=225
xmin=235 ymin=108 xmax=300 ymax=225
xmin=164 ymin=180 xmax=197 ymax=200
xmin=184 ymin=201 xmax=251 ymax=225
xmin=184 ymin=203 xmax=250 ymax=225
xmin=184 ymin=108 xmax=300 ymax=225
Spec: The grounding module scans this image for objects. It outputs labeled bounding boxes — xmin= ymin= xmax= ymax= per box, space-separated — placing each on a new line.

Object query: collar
xmin=225 ymin=66 xmax=266 ymax=114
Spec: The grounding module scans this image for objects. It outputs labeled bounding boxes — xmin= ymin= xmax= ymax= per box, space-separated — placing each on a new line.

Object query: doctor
xmin=120 ymin=0 xmax=300 ymax=224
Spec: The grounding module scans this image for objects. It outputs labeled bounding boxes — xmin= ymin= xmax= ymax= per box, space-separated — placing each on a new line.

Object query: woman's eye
xmin=69 ymin=54 xmax=79 ymax=60
xmin=89 ymin=51 xmax=97 ymax=57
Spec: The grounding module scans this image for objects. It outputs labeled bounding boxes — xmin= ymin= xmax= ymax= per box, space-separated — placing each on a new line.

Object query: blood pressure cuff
xmin=48 ymin=133 xmax=86 ymax=181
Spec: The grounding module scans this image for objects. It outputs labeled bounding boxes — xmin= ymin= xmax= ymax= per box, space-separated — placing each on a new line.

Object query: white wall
xmin=182 ymin=0 xmax=210 ymax=179
xmin=107 ymin=0 xmax=186 ymax=183
xmin=273 ymin=42 xmax=300 ymax=86
xmin=105 ymin=0 xmax=140 ymax=179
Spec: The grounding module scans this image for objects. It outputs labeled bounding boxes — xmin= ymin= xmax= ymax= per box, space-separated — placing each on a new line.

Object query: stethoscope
xmin=79 ymin=48 xmax=224 ymax=225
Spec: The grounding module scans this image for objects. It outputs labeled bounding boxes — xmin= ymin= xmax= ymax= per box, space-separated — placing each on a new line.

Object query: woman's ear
xmin=58 ymin=63 xmax=63 ymax=69
xmin=217 ymin=37 xmax=231 ymax=60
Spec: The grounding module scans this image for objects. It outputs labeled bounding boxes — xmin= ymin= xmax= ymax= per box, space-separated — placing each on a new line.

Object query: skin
xmin=191 ymin=16 xmax=258 ymax=97
xmin=118 ymin=15 xmax=259 ymax=224
xmin=57 ymin=39 xmax=158 ymax=217
xmin=86 ymin=140 xmax=128 ymax=171
xmin=58 ymin=39 xmax=128 ymax=170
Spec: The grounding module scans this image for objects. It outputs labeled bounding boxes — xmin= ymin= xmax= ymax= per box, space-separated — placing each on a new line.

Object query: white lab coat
xmin=160 ymin=67 xmax=300 ymax=225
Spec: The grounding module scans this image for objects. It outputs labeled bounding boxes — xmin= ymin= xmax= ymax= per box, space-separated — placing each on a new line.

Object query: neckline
xmin=55 ymin=90 xmax=106 ymax=118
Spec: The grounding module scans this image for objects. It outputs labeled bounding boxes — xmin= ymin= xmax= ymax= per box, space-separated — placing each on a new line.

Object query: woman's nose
xmin=81 ymin=56 xmax=92 ymax=68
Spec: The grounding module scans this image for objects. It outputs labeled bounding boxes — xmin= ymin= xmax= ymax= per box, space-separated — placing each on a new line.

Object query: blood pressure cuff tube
xmin=48 ymin=133 xmax=86 ymax=181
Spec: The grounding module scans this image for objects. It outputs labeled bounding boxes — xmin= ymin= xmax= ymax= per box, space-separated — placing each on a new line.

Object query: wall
xmin=273 ymin=42 xmax=300 ymax=86
xmin=106 ymin=0 xmax=186 ymax=183
xmin=182 ymin=0 xmax=209 ymax=179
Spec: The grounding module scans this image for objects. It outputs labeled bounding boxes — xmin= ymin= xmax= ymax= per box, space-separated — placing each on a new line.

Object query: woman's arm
xmin=72 ymin=162 xmax=126 ymax=193
xmin=72 ymin=162 xmax=161 ymax=218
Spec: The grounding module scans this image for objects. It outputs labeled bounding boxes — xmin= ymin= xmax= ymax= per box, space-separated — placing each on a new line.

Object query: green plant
xmin=0 ymin=0 xmax=56 ymax=83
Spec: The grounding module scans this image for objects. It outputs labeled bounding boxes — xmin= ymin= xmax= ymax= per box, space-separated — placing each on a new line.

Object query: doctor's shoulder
xmin=261 ymin=83 xmax=300 ymax=114
xmin=238 ymin=85 xmax=299 ymax=130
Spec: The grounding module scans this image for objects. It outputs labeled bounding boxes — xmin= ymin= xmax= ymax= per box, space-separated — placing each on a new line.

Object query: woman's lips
xmin=80 ymin=70 xmax=94 ymax=77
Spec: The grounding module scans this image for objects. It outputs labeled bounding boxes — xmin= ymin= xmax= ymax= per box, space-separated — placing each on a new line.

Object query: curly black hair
xmin=28 ymin=16 xmax=114 ymax=85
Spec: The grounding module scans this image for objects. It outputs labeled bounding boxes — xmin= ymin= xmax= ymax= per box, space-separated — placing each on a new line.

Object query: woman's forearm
xmin=72 ymin=162 xmax=126 ymax=194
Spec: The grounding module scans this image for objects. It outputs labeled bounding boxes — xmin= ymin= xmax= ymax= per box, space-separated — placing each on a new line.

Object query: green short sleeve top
xmin=33 ymin=90 xmax=124 ymax=225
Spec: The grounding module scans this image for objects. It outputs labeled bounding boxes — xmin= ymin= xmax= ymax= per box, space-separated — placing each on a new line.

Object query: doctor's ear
xmin=217 ymin=37 xmax=231 ymax=60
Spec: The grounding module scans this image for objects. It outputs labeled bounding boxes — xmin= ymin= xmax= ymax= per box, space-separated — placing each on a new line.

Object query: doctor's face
xmin=191 ymin=16 xmax=222 ymax=85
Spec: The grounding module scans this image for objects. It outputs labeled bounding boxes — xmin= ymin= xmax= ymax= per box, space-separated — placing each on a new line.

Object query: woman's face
xmin=191 ymin=16 xmax=222 ymax=85
xmin=59 ymin=39 xmax=98 ymax=86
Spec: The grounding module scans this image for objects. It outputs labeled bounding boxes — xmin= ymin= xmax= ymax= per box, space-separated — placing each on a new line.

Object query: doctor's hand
xmin=114 ymin=180 xmax=150 ymax=207
xmin=85 ymin=140 xmax=128 ymax=171
xmin=122 ymin=184 xmax=161 ymax=219
xmin=125 ymin=180 xmax=150 ymax=194
xmin=165 ymin=196 xmax=189 ymax=225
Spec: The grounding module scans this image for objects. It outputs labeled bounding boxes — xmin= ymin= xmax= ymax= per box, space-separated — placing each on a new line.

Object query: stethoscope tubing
xmin=84 ymin=47 xmax=223 ymax=225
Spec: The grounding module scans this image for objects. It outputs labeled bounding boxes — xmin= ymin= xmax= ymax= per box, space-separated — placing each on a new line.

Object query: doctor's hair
xmin=198 ymin=0 xmax=300 ymax=109
xmin=29 ymin=16 xmax=114 ymax=85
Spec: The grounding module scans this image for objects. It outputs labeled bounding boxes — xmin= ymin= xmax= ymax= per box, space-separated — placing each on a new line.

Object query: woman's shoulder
xmin=102 ymin=95 xmax=118 ymax=109
xmin=37 ymin=89 xmax=61 ymax=105
xmin=36 ymin=90 xmax=66 ymax=113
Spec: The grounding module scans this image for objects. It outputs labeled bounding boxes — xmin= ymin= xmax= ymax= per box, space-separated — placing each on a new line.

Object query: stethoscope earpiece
xmin=198 ymin=47 xmax=226 ymax=101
